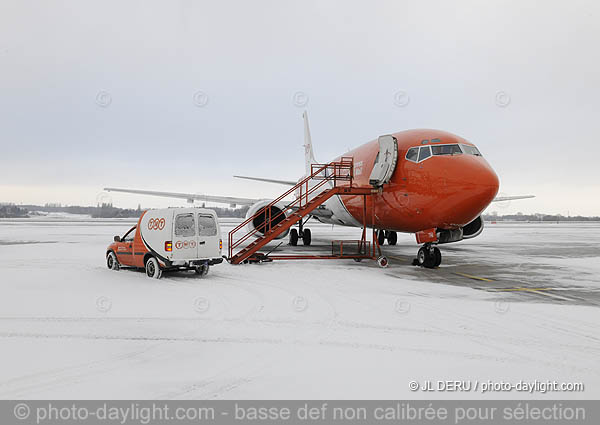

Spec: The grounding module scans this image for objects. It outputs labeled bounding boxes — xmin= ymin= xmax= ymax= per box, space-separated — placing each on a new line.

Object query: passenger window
xmin=432 ymin=144 xmax=462 ymax=155
xmin=405 ymin=147 xmax=418 ymax=162
xmin=175 ymin=213 xmax=195 ymax=237
xmin=418 ymin=146 xmax=431 ymax=162
xmin=198 ymin=214 xmax=217 ymax=237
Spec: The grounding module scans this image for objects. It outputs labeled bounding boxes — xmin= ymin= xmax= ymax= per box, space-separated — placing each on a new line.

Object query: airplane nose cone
xmin=441 ymin=155 xmax=500 ymax=227
xmin=465 ymin=157 xmax=499 ymax=215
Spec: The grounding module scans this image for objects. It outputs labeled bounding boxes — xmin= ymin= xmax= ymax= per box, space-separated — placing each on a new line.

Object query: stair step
xmin=229 ymin=161 xmax=354 ymax=261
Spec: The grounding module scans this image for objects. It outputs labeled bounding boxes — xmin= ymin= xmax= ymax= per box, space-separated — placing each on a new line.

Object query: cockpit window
xmin=405 ymin=143 xmax=482 ymax=163
xmin=432 ymin=144 xmax=463 ymax=156
xmin=405 ymin=147 xmax=418 ymax=162
xmin=418 ymin=146 xmax=431 ymax=162
xmin=461 ymin=144 xmax=482 ymax=156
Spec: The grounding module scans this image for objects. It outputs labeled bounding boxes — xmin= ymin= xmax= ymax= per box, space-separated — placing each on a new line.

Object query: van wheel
xmin=106 ymin=252 xmax=120 ymax=270
xmin=145 ymin=257 xmax=162 ymax=279
xmin=195 ymin=264 xmax=209 ymax=277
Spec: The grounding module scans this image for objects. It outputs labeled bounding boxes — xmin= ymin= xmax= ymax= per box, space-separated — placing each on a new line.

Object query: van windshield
xmin=122 ymin=226 xmax=136 ymax=242
xmin=198 ymin=214 xmax=217 ymax=236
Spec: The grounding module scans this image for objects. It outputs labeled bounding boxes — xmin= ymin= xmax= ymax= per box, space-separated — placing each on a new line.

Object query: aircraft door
xmin=368 ymin=135 xmax=398 ymax=187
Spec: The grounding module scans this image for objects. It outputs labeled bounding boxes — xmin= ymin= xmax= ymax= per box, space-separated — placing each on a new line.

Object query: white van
xmin=106 ymin=207 xmax=223 ymax=278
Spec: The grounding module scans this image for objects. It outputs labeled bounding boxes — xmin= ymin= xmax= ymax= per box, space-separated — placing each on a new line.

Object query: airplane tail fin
xmin=303 ymin=110 xmax=317 ymax=174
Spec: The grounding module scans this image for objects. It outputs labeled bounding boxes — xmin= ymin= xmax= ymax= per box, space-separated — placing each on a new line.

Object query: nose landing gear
xmin=413 ymin=243 xmax=442 ymax=268
xmin=377 ymin=230 xmax=398 ymax=245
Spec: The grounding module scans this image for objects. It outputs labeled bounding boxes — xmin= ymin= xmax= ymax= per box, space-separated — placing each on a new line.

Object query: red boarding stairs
xmin=228 ymin=158 xmax=380 ymax=265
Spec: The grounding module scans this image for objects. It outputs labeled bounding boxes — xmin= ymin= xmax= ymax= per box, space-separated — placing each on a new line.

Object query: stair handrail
xmin=230 ymin=177 xmax=332 ymax=252
xmin=228 ymin=158 xmax=354 ymax=258
xmin=229 ymin=163 xmax=347 ymax=251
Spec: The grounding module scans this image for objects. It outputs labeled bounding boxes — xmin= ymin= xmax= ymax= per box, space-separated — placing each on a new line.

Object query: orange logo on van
xmin=147 ymin=218 xmax=165 ymax=230
xmin=174 ymin=240 xmax=196 ymax=250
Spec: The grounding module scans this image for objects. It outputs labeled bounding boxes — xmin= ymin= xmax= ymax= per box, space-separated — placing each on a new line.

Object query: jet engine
xmin=245 ymin=200 xmax=290 ymax=239
xmin=461 ymin=215 xmax=484 ymax=239
xmin=437 ymin=216 xmax=484 ymax=244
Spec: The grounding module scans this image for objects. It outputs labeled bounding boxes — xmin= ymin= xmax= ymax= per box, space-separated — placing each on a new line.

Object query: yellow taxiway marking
xmin=453 ymin=272 xmax=494 ymax=282
xmin=494 ymin=287 xmax=552 ymax=292
xmin=492 ymin=287 xmax=574 ymax=301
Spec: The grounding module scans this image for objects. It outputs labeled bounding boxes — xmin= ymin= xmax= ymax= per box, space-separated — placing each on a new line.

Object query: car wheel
xmin=106 ymin=252 xmax=120 ymax=270
xmin=145 ymin=257 xmax=162 ymax=279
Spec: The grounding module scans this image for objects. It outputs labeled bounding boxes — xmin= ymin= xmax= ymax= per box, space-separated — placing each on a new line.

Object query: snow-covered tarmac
xmin=1 ymin=217 xmax=599 ymax=399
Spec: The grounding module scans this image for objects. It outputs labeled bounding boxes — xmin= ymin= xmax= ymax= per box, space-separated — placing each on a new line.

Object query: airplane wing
xmin=492 ymin=195 xmax=535 ymax=202
xmin=233 ymin=175 xmax=296 ymax=186
xmin=104 ymin=187 xmax=260 ymax=207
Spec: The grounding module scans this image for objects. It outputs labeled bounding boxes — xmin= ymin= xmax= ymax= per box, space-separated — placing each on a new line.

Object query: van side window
xmin=198 ymin=214 xmax=217 ymax=236
xmin=418 ymin=146 xmax=431 ymax=162
xmin=175 ymin=213 xmax=195 ymax=237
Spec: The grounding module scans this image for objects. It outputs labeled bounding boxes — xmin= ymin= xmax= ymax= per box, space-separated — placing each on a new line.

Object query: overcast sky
xmin=1 ymin=0 xmax=599 ymax=215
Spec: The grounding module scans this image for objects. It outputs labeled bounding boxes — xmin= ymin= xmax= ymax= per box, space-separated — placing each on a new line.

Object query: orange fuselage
xmin=330 ymin=129 xmax=499 ymax=233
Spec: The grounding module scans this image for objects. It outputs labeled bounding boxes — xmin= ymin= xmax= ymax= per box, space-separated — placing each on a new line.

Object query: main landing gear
xmin=412 ymin=243 xmax=442 ymax=268
xmin=289 ymin=218 xmax=312 ymax=246
xmin=377 ymin=230 xmax=397 ymax=246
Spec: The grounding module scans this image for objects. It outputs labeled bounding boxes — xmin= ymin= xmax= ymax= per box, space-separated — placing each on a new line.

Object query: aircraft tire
xmin=417 ymin=247 xmax=436 ymax=269
xmin=377 ymin=230 xmax=386 ymax=246
xmin=302 ymin=228 xmax=312 ymax=246
xmin=433 ymin=247 xmax=442 ymax=267
xmin=387 ymin=231 xmax=397 ymax=245
xmin=289 ymin=229 xmax=299 ymax=246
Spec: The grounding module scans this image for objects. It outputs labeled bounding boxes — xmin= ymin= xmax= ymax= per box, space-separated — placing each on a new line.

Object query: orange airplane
xmin=105 ymin=112 xmax=533 ymax=268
